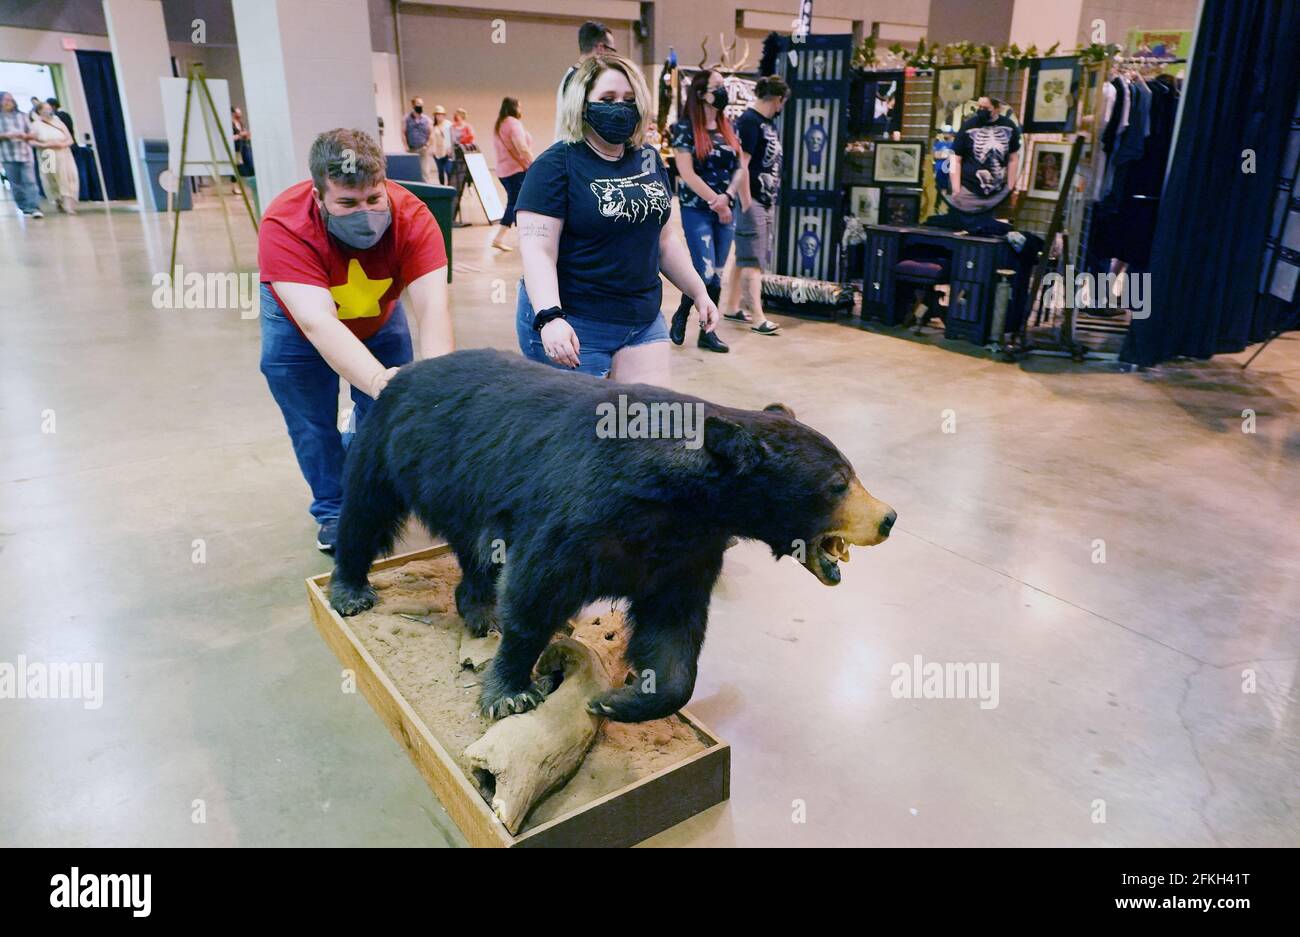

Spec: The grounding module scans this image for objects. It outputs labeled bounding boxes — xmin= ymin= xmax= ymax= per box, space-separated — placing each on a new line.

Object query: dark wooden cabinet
xmin=860 ymin=224 xmax=1014 ymax=344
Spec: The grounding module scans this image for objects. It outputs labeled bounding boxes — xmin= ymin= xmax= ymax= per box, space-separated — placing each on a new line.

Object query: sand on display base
xmin=345 ymin=554 xmax=709 ymax=833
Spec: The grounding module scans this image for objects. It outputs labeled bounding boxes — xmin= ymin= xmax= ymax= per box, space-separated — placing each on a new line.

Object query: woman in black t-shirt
xmin=514 ymin=53 xmax=719 ymax=384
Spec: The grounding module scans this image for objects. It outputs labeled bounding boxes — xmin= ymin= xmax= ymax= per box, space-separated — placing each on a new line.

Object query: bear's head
xmin=704 ymin=403 xmax=896 ymax=585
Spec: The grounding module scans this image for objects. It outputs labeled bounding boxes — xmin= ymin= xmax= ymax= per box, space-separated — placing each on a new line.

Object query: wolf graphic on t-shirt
xmin=589 ymin=174 xmax=671 ymax=223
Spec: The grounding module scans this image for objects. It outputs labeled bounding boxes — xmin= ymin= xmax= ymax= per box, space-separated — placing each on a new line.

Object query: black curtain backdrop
xmin=1121 ymin=0 xmax=1300 ymax=366
xmin=75 ymin=49 xmax=135 ymax=201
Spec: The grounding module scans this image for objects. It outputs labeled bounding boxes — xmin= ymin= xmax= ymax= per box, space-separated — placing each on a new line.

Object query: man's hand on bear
xmin=368 ymin=366 xmax=401 ymax=399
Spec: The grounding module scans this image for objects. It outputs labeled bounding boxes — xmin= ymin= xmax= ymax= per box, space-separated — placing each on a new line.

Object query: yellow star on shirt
xmin=329 ymin=258 xmax=392 ymax=320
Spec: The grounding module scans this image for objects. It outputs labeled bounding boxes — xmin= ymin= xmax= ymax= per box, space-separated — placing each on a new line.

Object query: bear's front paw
xmin=459 ymin=603 xmax=499 ymax=638
xmin=330 ymin=581 xmax=377 ymax=617
xmin=479 ymin=672 xmax=556 ymax=720
xmin=586 ymin=685 xmax=683 ymax=723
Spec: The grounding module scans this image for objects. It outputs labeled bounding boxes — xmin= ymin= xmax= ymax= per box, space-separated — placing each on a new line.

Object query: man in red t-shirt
xmin=258 ymin=128 xmax=451 ymax=552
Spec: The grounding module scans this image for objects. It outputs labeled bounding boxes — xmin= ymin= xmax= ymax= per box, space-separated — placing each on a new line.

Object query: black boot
xmin=669 ymin=294 xmax=693 ymax=345
xmin=698 ymin=282 xmax=730 ymax=353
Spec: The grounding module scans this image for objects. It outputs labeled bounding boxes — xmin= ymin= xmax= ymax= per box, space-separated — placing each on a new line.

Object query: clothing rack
xmin=1065 ymin=56 xmax=1185 ymax=355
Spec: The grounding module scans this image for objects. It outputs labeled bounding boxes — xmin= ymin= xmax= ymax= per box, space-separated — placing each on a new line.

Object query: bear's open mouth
xmin=806 ymin=534 xmax=853 ymax=585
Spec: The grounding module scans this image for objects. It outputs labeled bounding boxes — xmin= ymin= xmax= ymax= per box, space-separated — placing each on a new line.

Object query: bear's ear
xmin=704 ymin=415 xmax=764 ymax=473
xmin=763 ymin=402 xmax=796 ymax=419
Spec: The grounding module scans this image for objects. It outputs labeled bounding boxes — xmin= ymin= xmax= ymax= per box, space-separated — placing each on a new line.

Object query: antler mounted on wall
xmin=696 ymin=33 xmax=753 ymax=73
xmin=720 ymin=33 xmax=752 ymax=73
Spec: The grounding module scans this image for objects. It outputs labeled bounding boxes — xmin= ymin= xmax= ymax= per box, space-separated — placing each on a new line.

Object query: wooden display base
xmin=306 ymin=544 xmax=731 ymax=847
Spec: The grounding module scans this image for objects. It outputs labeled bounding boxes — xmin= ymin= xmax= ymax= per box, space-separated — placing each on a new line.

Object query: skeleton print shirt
xmin=952 ymin=114 xmax=1022 ymax=198
xmin=736 ymin=107 xmax=783 ymax=207
xmin=516 ymin=140 xmax=672 ymax=325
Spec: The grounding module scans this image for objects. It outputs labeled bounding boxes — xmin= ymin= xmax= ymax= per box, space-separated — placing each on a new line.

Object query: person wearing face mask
xmin=404 ymin=97 xmax=435 ymax=183
xmin=946 ymin=96 xmax=1021 ymax=219
xmin=721 ymin=75 xmax=789 ymax=336
xmin=554 ymin=20 xmax=617 ymax=143
xmin=257 ymin=128 xmax=452 ymax=552
xmin=667 ymin=69 xmax=744 ymax=353
xmin=514 ymin=53 xmax=719 ymax=384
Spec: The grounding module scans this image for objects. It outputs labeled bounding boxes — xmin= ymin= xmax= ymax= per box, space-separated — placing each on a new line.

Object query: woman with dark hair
xmin=492 ymin=97 xmax=532 ymax=251
xmin=667 ymin=69 xmax=743 ymax=353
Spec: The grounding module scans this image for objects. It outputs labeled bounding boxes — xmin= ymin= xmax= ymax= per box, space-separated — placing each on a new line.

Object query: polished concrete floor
xmin=1 ymin=199 xmax=1297 ymax=847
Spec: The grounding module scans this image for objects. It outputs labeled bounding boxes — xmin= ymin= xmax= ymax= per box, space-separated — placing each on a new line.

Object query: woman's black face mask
xmin=584 ymin=100 xmax=640 ymax=145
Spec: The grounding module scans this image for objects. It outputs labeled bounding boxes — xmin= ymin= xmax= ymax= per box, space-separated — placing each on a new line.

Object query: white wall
xmin=232 ymin=0 xmax=378 ymax=205
xmin=103 ymin=0 xmax=174 ymax=209
xmin=170 ymin=41 xmax=245 ymax=115
xmin=1009 ymin=0 xmax=1086 ymax=49
xmin=372 ymin=51 xmax=402 ymax=154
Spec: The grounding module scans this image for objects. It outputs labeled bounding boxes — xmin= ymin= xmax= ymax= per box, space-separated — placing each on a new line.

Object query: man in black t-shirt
xmin=735 ymin=104 xmax=783 ymax=208
xmin=722 ymin=75 xmax=789 ymax=336
xmin=947 ymin=96 xmax=1021 ymax=214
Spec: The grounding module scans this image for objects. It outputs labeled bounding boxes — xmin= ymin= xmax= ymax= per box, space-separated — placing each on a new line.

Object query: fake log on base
xmin=464 ymin=638 xmax=614 ymax=834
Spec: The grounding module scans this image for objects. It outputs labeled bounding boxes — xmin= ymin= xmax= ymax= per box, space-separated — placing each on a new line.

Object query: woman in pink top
xmin=491 ymin=97 xmax=533 ymax=251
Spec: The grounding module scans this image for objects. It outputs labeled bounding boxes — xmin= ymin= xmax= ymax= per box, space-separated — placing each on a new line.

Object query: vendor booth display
xmin=773 ymin=33 xmax=853 ymax=285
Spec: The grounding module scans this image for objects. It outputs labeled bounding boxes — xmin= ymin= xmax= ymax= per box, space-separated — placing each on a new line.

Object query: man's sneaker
xmin=316 ymin=517 xmax=340 ymax=553
xmin=27 ymin=210 xmax=44 ymax=219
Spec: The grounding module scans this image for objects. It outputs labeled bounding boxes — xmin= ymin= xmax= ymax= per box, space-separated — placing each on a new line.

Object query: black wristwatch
xmin=726 ymin=192 xmax=736 ymax=208
xmin=533 ymin=306 xmax=566 ymax=331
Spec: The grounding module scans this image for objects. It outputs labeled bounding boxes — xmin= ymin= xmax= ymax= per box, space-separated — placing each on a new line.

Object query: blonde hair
xmin=557 ymin=52 xmax=653 ymax=147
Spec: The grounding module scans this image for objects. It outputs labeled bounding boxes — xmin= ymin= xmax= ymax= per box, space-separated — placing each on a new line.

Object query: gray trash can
xmin=140 ymin=138 xmax=191 ymax=212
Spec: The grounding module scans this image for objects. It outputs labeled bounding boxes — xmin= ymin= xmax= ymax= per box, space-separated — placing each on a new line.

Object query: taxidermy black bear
xmin=330 ymin=349 xmax=895 ymax=722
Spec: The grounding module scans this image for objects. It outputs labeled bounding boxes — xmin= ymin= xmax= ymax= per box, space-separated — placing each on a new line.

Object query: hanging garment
xmin=1090 ymin=80 xmax=1119 ymax=201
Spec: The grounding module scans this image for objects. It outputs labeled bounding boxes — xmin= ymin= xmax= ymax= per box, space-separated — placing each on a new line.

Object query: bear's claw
xmin=479 ymin=675 xmax=555 ymax=720
xmin=331 ymin=583 xmax=377 ymax=617
xmin=460 ymin=603 xmax=500 ymax=638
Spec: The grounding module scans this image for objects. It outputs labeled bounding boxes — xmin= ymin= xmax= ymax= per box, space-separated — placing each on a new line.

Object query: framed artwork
xmin=1026 ymin=141 xmax=1071 ymax=200
xmin=872 ymin=141 xmax=924 ymax=185
xmin=849 ymin=185 xmax=880 ymax=224
xmin=933 ymin=64 xmax=982 ymax=131
xmin=855 ymin=70 xmax=905 ymax=137
xmin=1025 ymin=57 xmax=1081 ymax=133
xmin=880 ymin=189 xmax=922 ymax=226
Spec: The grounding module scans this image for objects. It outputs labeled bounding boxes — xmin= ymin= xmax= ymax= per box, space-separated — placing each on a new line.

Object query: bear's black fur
xmin=329 ymin=349 xmax=894 ymax=722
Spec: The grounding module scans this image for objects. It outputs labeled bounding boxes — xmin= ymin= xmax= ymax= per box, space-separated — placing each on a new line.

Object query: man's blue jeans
xmin=258 ymin=284 xmax=412 ymax=522
xmin=2 ymin=159 xmax=41 ymax=213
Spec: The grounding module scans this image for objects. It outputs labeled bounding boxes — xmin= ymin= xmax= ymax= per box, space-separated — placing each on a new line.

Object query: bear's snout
xmin=879 ymin=509 xmax=898 ymax=538
xmin=798 ymin=479 xmax=895 ymax=585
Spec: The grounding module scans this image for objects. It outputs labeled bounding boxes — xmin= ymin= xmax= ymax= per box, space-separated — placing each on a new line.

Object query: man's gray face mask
xmin=325 ymin=205 xmax=392 ymax=250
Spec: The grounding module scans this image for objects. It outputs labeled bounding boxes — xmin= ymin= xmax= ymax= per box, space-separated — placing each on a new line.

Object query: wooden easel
xmin=167 ymin=63 xmax=259 ymax=275
xmin=1011 ymin=134 xmax=1087 ymax=359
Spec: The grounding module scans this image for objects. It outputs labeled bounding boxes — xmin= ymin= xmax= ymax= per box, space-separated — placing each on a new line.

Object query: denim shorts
xmin=515 ymin=279 xmax=667 ymax=378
